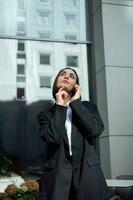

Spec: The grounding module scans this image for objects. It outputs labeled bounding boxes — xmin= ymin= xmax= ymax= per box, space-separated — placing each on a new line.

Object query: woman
xmin=37 ymin=68 xmax=112 ymax=200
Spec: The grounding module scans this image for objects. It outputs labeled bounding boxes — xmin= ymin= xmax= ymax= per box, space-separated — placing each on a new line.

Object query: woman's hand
xmin=71 ymin=84 xmax=81 ymax=102
xmin=55 ymin=88 xmax=69 ymax=106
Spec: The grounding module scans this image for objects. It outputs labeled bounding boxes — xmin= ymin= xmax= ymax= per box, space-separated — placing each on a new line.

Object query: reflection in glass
xmin=0 ymin=0 xmax=88 ymax=41
xmin=0 ymin=0 xmax=90 ymax=174
xmin=40 ymin=54 xmax=50 ymax=65
xmin=65 ymin=34 xmax=77 ymax=41
xmin=66 ymin=55 xmax=78 ymax=67
xmin=17 ymin=0 xmax=25 ymax=10
xmin=17 ymin=76 xmax=26 ymax=82
xmin=40 ymin=76 xmax=51 ymax=88
xmin=17 ymin=88 xmax=25 ymax=99
xmin=17 ymin=64 xmax=25 ymax=75
xmin=65 ymin=14 xmax=76 ymax=27
xmin=0 ymin=0 xmax=89 ymax=103
xmin=38 ymin=32 xmax=51 ymax=39
xmin=64 ymin=0 xmax=78 ymax=7
xmin=37 ymin=11 xmax=50 ymax=26
xmin=17 ymin=21 xmax=25 ymax=32
xmin=0 ymin=40 xmax=89 ymax=103
xmin=18 ymin=41 xmax=25 ymax=51
xmin=17 ymin=53 xmax=26 ymax=59
xmin=38 ymin=0 xmax=49 ymax=2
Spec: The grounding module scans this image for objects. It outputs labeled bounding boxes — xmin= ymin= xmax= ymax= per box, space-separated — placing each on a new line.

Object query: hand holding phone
xmin=71 ymin=84 xmax=81 ymax=102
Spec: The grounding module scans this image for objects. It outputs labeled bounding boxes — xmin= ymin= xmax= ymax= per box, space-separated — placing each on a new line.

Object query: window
xmin=37 ymin=0 xmax=51 ymax=7
xmin=38 ymin=0 xmax=49 ymax=2
xmin=17 ymin=64 xmax=25 ymax=74
xmin=18 ymin=41 xmax=25 ymax=51
xmin=65 ymin=14 xmax=76 ymax=27
xmin=40 ymin=76 xmax=51 ymax=88
xmin=17 ymin=32 xmax=26 ymax=36
xmin=37 ymin=11 xmax=50 ymax=26
xmin=17 ymin=11 xmax=25 ymax=17
xmin=64 ymin=0 xmax=78 ymax=7
xmin=65 ymin=35 xmax=77 ymax=40
xmin=38 ymin=32 xmax=51 ymax=39
xmin=66 ymin=55 xmax=78 ymax=67
xmin=17 ymin=76 xmax=26 ymax=82
xmin=17 ymin=53 xmax=26 ymax=59
xmin=17 ymin=21 xmax=25 ymax=32
xmin=17 ymin=22 xmax=25 ymax=36
xmin=72 ymin=0 xmax=77 ymax=6
xmin=40 ymin=54 xmax=50 ymax=65
xmin=17 ymin=0 xmax=25 ymax=10
xmin=17 ymin=88 xmax=25 ymax=99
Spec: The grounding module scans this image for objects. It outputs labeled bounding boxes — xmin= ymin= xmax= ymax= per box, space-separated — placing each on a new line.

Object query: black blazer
xmin=37 ymin=98 xmax=112 ymax=200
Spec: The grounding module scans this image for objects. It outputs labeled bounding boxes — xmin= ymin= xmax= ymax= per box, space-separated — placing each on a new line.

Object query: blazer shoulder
xmin=82 ymin=101 xmax=97 ymax=108
xmin=37 ymin=103 xmax=55 ymax=120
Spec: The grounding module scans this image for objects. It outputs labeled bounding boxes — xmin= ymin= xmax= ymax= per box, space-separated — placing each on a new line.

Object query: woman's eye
xmin=70 ymin=74 xmax=76 ymax=80
xmin=70 ymin=75 xmax=74 ymax=79
xmin=59 ymin=72 xmax=65 ymax=76
xmin=59 ymin=71 xmax=76 ymax=80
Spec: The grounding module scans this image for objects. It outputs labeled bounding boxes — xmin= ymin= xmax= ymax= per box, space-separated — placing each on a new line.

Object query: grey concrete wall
xmin=93 ymin=0 xmax=133 ymax=178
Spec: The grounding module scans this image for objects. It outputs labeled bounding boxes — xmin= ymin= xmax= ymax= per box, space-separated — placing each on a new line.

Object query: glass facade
xmin=0 ymin=0 xmax=91 ymax=169
xmin=0 ymin=0 xmax=88 ymax=41
xmin=0 ymin=0 xmax=90 ymax=103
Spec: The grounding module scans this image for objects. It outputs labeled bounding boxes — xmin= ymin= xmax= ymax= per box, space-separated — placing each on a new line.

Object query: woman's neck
xmin=63 ymin=93 xmax=72 ymax=104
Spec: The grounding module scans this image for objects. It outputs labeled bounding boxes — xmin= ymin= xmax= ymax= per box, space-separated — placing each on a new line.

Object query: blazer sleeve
xmin=37 ymin=104 xmax=67 ymax=144
xmin=69 ymin=98 xmax=104 ymax=138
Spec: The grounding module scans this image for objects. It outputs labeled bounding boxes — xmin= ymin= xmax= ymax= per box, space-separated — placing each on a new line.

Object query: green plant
xmin=0 ymin=152 xmax=12 ymax=177
xmin=5 ymin=188 xmax=38 ymax=200
xmin=1 ymin=180 xmax=39 ymax=200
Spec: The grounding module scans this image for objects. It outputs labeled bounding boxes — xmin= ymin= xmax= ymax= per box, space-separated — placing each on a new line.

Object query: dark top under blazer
xmin=38 ymin=98 xmax=111 ymax=200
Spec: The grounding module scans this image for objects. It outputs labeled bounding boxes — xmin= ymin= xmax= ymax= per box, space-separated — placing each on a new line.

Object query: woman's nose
xmin=64 ymin=74 xmax=69 ymax=79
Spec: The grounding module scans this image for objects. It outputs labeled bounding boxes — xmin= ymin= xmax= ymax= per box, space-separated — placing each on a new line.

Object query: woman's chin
xmin=62 ymin=87 xmax=72 ymax=93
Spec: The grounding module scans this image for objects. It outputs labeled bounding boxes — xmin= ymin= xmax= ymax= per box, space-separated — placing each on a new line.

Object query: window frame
xmin=39 ymin=53 xmax=51 ymax=65
xmin=37 ymin=10 xmax=52 ymax=26
xmin=65 ymin=34 xmax=77 ymax=40
xmin=17 ymin=64 xmax=25 ymax=75
xmin=17 ymin=0 xmax=25 ymax=10
xmin=16 ymin=76 xmax=26 ymax=83
xmin=17 ymin=41 xmax=25 ymax=51
xmin=63 ymin=0 xmax=78 ymax=8
xmin=66 ymin=55 xmax=79 ymax=67
xmin=37 ymin=0 xmax=49 ymax=3
xmin=39 ymin=76 xmax=51 ymax=88
xmin=17 ymin=53 xmax=26 ymax=59
xmin=64 ymin=13 xmax=77 ymax=28
xmin=17 ymin=87 xmax=25 ymax=100
xmin=17 ymin=21 xmax=25 ymax=32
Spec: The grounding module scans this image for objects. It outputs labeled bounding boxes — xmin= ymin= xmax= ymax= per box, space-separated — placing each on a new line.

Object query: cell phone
xmin=71 ymin=86 xmax=77 ymax=97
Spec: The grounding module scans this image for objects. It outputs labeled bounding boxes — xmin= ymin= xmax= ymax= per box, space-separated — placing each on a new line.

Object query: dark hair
xmin=52 ymin=67 xmax=79 ymax=99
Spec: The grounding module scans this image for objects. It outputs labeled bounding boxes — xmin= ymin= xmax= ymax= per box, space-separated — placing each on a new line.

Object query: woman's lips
xmin=62 ymin=80 xmax=69 ymax=84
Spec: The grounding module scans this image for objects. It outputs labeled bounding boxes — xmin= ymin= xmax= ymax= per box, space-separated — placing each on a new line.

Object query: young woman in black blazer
xmin=38 ymin=68 xmax=112 ymax=200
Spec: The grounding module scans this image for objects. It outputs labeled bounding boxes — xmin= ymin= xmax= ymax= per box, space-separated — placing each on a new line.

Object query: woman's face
xmin=56 ymin=69 xmax=77 ymax=93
